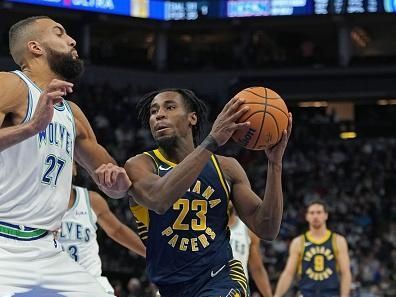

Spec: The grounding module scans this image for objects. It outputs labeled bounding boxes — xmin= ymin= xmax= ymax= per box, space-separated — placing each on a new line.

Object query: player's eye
xmin=150 ymin=108 xmax=157 ymax=115
xmin=167 ymin=105 xmax=176 ymax=110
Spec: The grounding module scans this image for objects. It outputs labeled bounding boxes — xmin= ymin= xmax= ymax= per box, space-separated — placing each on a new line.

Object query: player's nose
xmin=68 ymin=36 xmax=76 ymax=48
xmin=156 ymin=107 xmax=166 ymax=120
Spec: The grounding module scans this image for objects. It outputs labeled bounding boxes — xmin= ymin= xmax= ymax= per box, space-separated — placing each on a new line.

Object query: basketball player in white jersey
xmin=229 ymin=203 xmax=273 ymax=297
xmin=0 ymin=16 xmax=131 ymax=296
xmin=60 ymin=181 xmax=146 ymax=294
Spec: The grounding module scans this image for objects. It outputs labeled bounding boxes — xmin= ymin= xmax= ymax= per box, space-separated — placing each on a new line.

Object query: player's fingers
xmin=226 ymin=98 xmax=245 ymax=116
xmin=229 ymin=105 xmax=249 ymax=122
xmin=53 ymin=97 xmax=63 ymax=105
xmin=279 ymin=129 xmax=288 ymax=145
xmin=220 ymin=97 xmax=240 ymax=115
xmin=287 ymin=112 xmax=293 ymax=136
xmin=46 ymin=85 xmax=73 ymax=97
xmin=110 ymin=168 xmax=119 ymax=185
xmin=46 ymin=90 xmax=65 ymax=99
xmin=223 ymin=96 xmax=239 ymax=111
xmin=104 ymin=168 xmax=113 ymax=188
xmin=46 ymin=84 xmax=72 ymax=95
xmin=234 ymin=121 xmax=251 ymax=131
xmin=94 ymin=165 xmax=106 ymax=186
xmin=47 ymin=79 xmax=74 ymax=91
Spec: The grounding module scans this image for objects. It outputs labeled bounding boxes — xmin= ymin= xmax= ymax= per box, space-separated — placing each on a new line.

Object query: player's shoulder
xmin=65 ymin=100 xmax=81 ymax=114
xmin=215 ymin=155 xmax=247 ymax=182
xmin=332 ymin=232 xmax=347 ymax=245
xmin=125 ymin=152 xmax=157 ymax=174
xmin=0 ymin=71 xmax=18 ymax=82
xmin=290 ymin=235 xmax=304 ymax=250
xmin=215 ymin=154 xmax=236 ymax=164
xmin=215 ymin=154 xmax=241 ymax=172
xmin=126 ymin=152 xmax=154 ymax=165
xmin=0 ymin=72 xmax=29 ymax=114
xmin=0 ymin=72 xmax=27 ymax=101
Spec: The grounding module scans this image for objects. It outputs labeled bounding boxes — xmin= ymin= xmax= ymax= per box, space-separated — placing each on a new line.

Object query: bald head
xmin=9 ymin=16 xmax=50 ymax=65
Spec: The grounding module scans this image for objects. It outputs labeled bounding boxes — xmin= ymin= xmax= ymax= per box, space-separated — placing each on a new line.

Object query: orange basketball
xmin=232 ymin=87 xmax=289 ymax=150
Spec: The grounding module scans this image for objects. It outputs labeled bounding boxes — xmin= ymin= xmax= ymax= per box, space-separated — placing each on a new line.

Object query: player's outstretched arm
xmin=273 ymin=236 xmax=301 ymax=297
xmin=69 ymin=101 xmax=131 ymax=199
xmin=248 ymin=231 xmax=273 ymax=297
xmin=224 ymin=113 xmax=292 ymax=240
xmin=125 ymin=97 xmax=250 ymax=214
xmin=90 ymin=191 xmax=146 ymax=257
xmin=336 ymin=235 xmax=352 ymax=297
xmin=0 ymin=73 xmax=73 ymax=152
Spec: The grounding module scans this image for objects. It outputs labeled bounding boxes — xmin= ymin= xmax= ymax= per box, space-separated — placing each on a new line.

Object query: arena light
xmin=298 ymin=101 xmax=328 ymax=108
xmin=377 ymin=99 xmax=396 ymax=105
xmin=340 ymin=131 xmax=357 ymax=139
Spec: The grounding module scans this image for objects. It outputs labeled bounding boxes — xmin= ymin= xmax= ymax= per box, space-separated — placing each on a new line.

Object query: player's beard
xmin=156 ymin=135 xmax=177 ymax=152
xmin=46 ymin=47 xmax=84 ymax=81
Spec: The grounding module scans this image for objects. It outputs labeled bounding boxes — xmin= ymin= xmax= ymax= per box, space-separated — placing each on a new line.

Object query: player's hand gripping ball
xmin=232 ymin=87 xmax=289 ymax=150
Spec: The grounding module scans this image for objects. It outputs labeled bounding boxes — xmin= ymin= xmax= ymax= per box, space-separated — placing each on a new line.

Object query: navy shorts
xmin=158 ymin=259 xmax=250 ymax=297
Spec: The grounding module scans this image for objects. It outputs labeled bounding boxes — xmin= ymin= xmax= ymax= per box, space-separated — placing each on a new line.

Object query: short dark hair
xmin=306 ymin=199 xmax=328 ymax=213
xmin=136 ymin=88 xmax=208 ymax=145
xmin=9 ymin=16 xmax=50 ymax=64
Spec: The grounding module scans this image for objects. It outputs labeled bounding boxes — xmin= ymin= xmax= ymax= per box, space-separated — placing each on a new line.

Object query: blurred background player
xmin=126 ymin=89 xmax=292 ymax=297
xmin=0 ymin=16 xmax=130 ymax=296
xmin=59 ymin=165 xmax=146 ymax=294
xmin=229 ymin=202 xmax=273 ymax=297
xmin=274 ymin=200 xmax=352 ymax=297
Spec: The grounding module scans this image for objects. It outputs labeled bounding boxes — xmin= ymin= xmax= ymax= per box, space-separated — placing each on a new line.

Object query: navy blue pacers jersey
xmin=298 ymin=230 xmax=340 ymax=297
xmin=130 ymin=149 xmax=233 ymax=286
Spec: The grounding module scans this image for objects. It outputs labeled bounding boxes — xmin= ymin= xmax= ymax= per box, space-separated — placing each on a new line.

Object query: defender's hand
xmin=264 ymin=112 xmax=292 ymax=165
xmin=30 ymin=79 xmax=74 ymax=133
xmin=95 ymin=163 xmax=132 ymax=198
xmin=209 ymin=97 xmax=250 ymax=146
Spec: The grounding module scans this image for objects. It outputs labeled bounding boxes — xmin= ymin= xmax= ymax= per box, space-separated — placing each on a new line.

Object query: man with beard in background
xmin=0 ymin=16 xmax=131 ymax=296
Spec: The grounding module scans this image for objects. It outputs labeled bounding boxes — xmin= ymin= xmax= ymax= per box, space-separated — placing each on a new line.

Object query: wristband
xmin=201 ymin=135 xmax=219 ymax=153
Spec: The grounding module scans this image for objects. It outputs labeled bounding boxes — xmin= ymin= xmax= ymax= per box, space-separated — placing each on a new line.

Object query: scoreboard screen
xmin=6 ymin=0 xmax=396 ymax=20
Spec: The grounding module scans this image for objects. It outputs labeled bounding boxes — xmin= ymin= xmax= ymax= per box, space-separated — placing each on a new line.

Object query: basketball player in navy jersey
xmin=0 ymin=16 xmax=130 ymax=296
xmin=274 ymin=200 xmax=351 ymax=297
xmin=123 ymin=89 xmax=292 ymax=297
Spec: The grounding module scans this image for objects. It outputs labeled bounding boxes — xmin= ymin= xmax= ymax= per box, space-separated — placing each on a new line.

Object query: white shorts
xmin=0 ymin=233 xmax=114 ymax=297
xmin=96 ymin=276 xmax=114 ymax=294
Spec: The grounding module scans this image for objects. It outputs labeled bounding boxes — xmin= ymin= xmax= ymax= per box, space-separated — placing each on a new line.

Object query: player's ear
xmin=27 ymin=41 xmax=44 ymax=57
xmin=189 ymin=112 xmax=197 ymax=126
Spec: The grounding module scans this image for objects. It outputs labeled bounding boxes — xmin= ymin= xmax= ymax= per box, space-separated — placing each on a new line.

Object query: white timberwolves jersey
xmin=59 ymin=186 xmax=102 ymax=277
xmin=230 ymin=217 xmax=251 ymax=278
xmin=0 ymin=71 xmax=75 ymax=230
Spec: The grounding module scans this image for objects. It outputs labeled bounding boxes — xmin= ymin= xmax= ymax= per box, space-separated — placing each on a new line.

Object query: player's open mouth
xmin=157 ymin=128 xmax=170 ymax=133
xmin=155 ymin=124 xmax=170 ymax=132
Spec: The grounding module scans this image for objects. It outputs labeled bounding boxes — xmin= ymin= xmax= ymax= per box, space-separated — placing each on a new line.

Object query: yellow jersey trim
xmin=211 ymin=155 xmax=230 ymax=199
xmin=153 ymin=149 xmax=176 ymax=167
xmin=306 ymin=230 xmax=331 ymax=245
xmin=130 ymin=205 xmax=150 ymax=227
xmin=143 ymin=151 xmax=160 ymax=175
